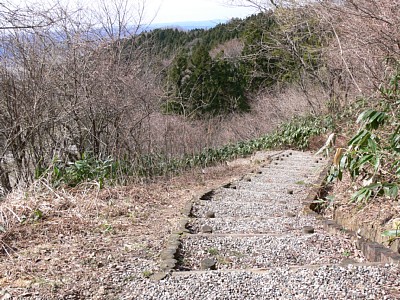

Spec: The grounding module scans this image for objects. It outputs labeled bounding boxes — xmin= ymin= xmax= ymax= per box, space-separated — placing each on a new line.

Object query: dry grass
xmin=0 ymin=81 xmax=325 ymax=298
xmin=144 ymin=85 xmax=324 ymax=158
xmin=0 ymin=159 xmax=254 ymax=299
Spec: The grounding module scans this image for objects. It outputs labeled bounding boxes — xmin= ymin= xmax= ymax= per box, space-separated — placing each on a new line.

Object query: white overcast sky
xmin=147 ymin=0 xmax=259 ymax=23
xmin=10 ymin=0 xmax=259 ymax=24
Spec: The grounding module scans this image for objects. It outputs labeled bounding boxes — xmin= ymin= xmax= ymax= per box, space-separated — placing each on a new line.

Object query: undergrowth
xmin=327 ymin=69 xmax=400 ymax=205
xmin=41 ymin=114 xmax=334 ymax=187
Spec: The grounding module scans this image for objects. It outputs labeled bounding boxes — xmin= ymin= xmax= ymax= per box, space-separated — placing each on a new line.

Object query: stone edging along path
xmin=152 ymin=150 xmax=400 ymax=281
xmin=303 ymin=165 xmax=400 ymax=265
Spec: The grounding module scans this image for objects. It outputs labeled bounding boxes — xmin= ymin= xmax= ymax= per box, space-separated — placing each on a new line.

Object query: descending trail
xmin=122 ymin=151 xmax=400 ymax=299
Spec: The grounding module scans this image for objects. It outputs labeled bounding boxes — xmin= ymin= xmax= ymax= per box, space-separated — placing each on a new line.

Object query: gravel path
xmin=120 ymin=150 xmax=400 ymax=299
xmin=178 ymin=233 xmax=364 ymax=270
xmin=123 ymin=264 xmax=400 ymax=300
xmin=188 ymin=215 xmax=320 ymax=234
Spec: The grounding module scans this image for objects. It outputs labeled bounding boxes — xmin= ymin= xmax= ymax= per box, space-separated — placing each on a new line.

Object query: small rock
xmin=97 ymin=286 xmax=107 ymax=295
xmin=287 ymin=189 xmax=294 ymax=195
xmin=206 ymin=211 xmax=215 ymax=218
xmin=303 ymin=226 xmax=315 ymax=234
xmin=168 ymin=234 xmax=180 ymax=243
xmin=380 ymin=214 xmax=394 ymax=225
xmin=160 ymin=259 xmax=177 ymax=271
xmin=160 ymin=249 xmax=176 ymax=260
xmin=150 ymin=272 xmax=169 ymax=281
xmin=20 ymin=293 xmax=33 ymax=298
xmin=315 ymin=160 xmax=319 ymax=163
xmin=179 ymin=219 xmax=188 ymax=227
xmin=200 ymin=258 xmax=217 ymax=270
xmin=257 ymin=171 xmax=263 ymax=174
xmin=168 ymin=240 xmax=180 ymax=249
xmin=0 ymin=291 xmax=12 ymax=300
xmin=201 ymin=225 xmax=213 ymax=233
xmin=286 ymin=212 xmax=296 ymax=217
xmin=340 ymin=258 xmax=356 ymax=265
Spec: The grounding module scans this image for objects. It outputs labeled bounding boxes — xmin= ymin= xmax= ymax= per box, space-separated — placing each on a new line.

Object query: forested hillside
xmin=1 ymin=1 xmax=400 ymax=297
xmin=0 ymin=0 xmax=398 ymax=205
xmin=129 ymin=12 xmax=327 ymax=117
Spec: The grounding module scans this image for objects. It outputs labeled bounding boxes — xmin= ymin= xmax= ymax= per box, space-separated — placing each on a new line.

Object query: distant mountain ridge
xmin=141 ymin=19 xmax=227 ymax=32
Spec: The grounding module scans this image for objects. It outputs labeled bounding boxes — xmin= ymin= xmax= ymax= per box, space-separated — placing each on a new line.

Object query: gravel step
xmin=192 ymin=200 xmax=302 ymax=218
xmin=236 ymin=178 xmax=308 ymax=193
xmin=249 ymin=175 xmax=315 ymax=185
xmin=216 ymin=188 xmax=309 ymax=200
xmin=171 ymin=261 xmax=389 ymax=276
xmin=234 ymin=181 xmax=311 ymax=194
xmin=212 ymin=189 xmax=272 ymax=201
xmin=177 ymin=232 xmax=364 ymax=270
xmin=188 ymin=216 xmax=320 ymax=234
xmin=262 ymin=162 xmax=319 ymax=168
xmin=124 ymin=264 xmax=399 ymax=299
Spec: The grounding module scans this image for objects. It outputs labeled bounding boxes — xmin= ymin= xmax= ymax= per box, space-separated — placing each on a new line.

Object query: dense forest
xmin=129 ymin=12 xmax=326 ymax=117
xmin=0 ymin=0 xmax=399 ymax=205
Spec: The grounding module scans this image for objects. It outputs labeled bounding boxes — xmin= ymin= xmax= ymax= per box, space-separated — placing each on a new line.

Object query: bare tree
xmin=0 ymin=0 xmax=165 ymax=193
xmin=315 ymin=0 xmax=400 ymax=94
xmin=0 ymin=0 xmax=63 ymax=30
xmin=223 ymin=0 xmax=311 ymax=10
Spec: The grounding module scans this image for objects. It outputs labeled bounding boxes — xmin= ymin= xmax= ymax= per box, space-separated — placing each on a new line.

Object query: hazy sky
xmin=146 ymin=0 xmax=259 ymax=24
xmin=11 ymin=0 xmax=259 ymax=25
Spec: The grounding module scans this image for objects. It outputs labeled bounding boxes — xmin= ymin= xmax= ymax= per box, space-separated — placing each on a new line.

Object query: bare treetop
xmin=224 ymin=0 xmax=313 ymax=10
xmin=0 ymin=0 xmax=61 ymax=30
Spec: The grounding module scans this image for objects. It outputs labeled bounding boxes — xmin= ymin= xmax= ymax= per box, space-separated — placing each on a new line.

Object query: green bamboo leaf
xmin=382 ymin=230 xmax=400 ymax=237
xmin=356 ymin=154 xmax=374 ymax=167
xmin=348 ymin=130 xmax=370 ymax=147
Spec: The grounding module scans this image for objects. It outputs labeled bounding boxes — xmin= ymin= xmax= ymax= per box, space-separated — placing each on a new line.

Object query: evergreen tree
xmin=166 ymin=44 xmax=249 ymax=118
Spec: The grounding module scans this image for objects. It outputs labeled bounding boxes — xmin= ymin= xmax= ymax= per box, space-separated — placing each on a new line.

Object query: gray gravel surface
xmin=192 ymin=199 xmax=301 ymax=218
xmin=123 ymin=264 xmax=400 ymax=299
xmin=178 ymin=233 xmax=364 ymax=270
xmin=118 ymin=150 xmax=400 ymax=299
xmin=188 ymin=216 xmax=320 ymax=234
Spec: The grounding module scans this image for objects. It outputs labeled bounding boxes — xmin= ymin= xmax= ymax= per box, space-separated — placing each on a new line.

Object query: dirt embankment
xmin=322 ymin=174 xmax=400 ymax=255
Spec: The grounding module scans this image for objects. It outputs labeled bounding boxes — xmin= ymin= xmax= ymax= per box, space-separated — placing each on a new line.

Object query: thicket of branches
xmin=2 ymin=0 xmax=396 ymax=194
xmin=0 ymin=1 xmax=328 ymax=193
xmin=0 ymin=1 xmax=165 ymax=192
xmin=318 ymin=0 xmax=399 ymax=93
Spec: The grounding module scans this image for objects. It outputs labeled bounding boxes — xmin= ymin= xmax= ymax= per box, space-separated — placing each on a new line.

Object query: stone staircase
xmin=122 ymin=150 xmax=400 ymax=299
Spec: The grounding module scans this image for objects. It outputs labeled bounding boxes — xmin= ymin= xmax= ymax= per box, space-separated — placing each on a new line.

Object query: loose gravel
xmin=118 ymin=150 xmax=400 ymax=299
xmin=178 ymin=232 xmax=364 ymax=270
xmin=188 ymin=216 xmax=320 ymax=234
xmin=123 ymin=264 xmax=400 ymax=300
xmin=192 ymin=199 xmax=301 ymax=218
